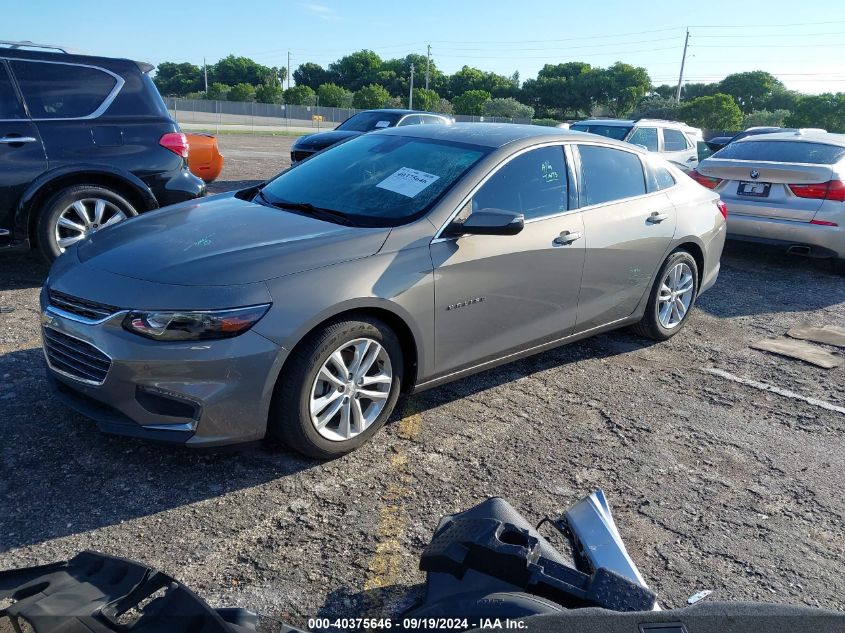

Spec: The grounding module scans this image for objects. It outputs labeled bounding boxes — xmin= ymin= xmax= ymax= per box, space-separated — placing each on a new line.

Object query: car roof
xmin=575 ymin=118 xmax=700 ymax=132
xmin=361 ymin=109 xmax=447 ymax=116
xmin=733 ymin=131 xmax=845 ymax=147
xmin=374 ymin=122 xmax=641 ymax=150
xmin=0 ymin=45 xmax=150 ymax=73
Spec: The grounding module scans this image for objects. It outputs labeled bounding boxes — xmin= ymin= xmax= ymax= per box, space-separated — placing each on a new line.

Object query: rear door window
xmin=713 ymin=140 xmax=845 ymax=164
xmin=577 ymin=145 xmax=646 ymax=206
xmin=10 ymin=60 xmax=118 ymax=119
xmin=0 ymin=64 xmax=24 ymax=119
xmin=663 ymin=128 xmax=691 ymax=151
xmin=628 ymin=127 xmax=658 ymax=151
xmin=473 ymin=145 xmax=568 ymax=221
xmin=397 ymin=115 xmax=422 ymax=127
xmin=421 ymin=115 xmax=447 ymax=125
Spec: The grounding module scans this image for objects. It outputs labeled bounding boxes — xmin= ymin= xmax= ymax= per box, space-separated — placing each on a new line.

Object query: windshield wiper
xmin=254 ymin=191 xmax=353 ymax=226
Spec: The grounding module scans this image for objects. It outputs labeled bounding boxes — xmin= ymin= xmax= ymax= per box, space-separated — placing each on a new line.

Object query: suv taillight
xmin=788 ymin=180 xmax=845 ymax=202
xmin=689 ymin=169 xmax=722 ymax=190
xmin=159 ymin=132 xmax=189 ymax=158
xmin=716 ymin=200 xmax=728 ymax=220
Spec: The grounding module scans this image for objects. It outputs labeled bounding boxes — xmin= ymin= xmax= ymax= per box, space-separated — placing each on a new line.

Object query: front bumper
xmin=41 ymin=305 xmax=285 ymax=447
xmin=727 ymin=213 xmax=844 ymax=259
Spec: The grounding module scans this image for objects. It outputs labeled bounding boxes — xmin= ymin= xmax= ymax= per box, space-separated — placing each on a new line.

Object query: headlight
xmin=122 ymin=304 xmax=271 ymax=341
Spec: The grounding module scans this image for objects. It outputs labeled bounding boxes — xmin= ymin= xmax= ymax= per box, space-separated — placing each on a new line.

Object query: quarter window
xmin=397 ymin=115 xmax=422 ymax=126
xmin=0 ymin=64 xmax=23 ymax=119
xmin=663 ymin=128 xmax=690 ymax=152
xmin=10 ymin=61 xmax=118 ymax=119
xmin=577 ymin=145 xmax=646 ymax=206
xmin=646 ymin=162 xmax=677 ymax=192
xmin=628 ymin=127 xmax=658 ymax=152
xmin=472 ymin=146 xmax=568 ymax=221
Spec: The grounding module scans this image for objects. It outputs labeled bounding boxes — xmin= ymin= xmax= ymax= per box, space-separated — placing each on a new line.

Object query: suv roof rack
xmin=0 ymin=40 xmax=75 ymax=54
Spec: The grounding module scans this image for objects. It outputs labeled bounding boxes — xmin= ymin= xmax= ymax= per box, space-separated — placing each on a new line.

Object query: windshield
xmin=713 ymin=140 xmax=845 ymax=164
xmin=337 ymin=111 xmax=404 ymax=132
xmin=260 ymin=134 xmax=489 ymax=226
xmin=570 ymin=124 xmax=632 ymax=141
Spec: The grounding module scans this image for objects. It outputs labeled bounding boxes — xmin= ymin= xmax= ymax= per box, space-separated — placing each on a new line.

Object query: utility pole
xmin=425 ymin=44 xmax=431 ymax=91
xmin=675 ymin=28 xmax=690 ymax=103
xmin=203 ymin=57 xmax=208 ymax=93
xmin=287 ymin=51 xmax=291 ymax=90
xmin=409 ymin=63 xmax=415 ymax=109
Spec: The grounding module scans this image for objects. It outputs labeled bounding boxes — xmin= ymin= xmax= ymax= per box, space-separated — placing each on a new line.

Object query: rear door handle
xmin=647 ymin=211 xmax=670 ymax=224
xmin=554 ymin=230 xmax=582 ymax=245
xmin=0 ymin=136 xmax=37 ymax=144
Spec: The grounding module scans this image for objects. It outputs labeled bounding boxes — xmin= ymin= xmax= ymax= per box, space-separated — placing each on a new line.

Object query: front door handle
xmin=687 ymin=156 xmax=697 ymax=163
xmin=0 ymin=136 xmax=37 ymax=144
xmin=554 ymin=230 xmax=582 ymax=245
xmin=647 ymin=211 xmax=670 ymax=224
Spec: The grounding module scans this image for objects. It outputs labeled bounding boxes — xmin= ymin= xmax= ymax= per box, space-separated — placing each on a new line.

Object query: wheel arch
xmin=674 ymin=239 xmax=705 ymax=289
xmin=15 ymin=166 xmax=159 ymax=247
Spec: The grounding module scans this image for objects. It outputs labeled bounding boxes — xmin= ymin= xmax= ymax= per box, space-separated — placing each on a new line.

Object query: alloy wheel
xmin=55 ymin=198 xmax=128 ymax=252
xmin=657 ymin=262 xmax=695 ymax=329
xmin=309 ymin=337 xmax=393 ymax=441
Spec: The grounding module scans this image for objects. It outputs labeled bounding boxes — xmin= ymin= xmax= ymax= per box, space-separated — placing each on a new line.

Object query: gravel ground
xmin=1 ymin=134 xmax=843 ymax=627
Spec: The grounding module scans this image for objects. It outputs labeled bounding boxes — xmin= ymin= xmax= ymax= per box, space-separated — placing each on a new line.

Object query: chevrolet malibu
xmin=41 ymin=124 xmax=726 ymax=458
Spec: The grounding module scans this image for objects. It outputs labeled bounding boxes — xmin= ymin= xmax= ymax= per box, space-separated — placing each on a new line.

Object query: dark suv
xmin=0 ymin=42 xmax=205 ymax=260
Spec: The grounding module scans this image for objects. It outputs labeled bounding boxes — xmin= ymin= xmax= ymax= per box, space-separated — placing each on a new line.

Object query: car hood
xmin=295 ymin=129 xmax=363 ymax=151
xmin=76 ymin=193 xmax=391 ymax=286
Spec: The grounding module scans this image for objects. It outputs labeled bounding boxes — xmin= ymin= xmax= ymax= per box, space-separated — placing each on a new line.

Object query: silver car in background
xmin=41 ymin=124 xmax=726 ymax=458
xmin=693 ymin=131 xmax=845 ymax=268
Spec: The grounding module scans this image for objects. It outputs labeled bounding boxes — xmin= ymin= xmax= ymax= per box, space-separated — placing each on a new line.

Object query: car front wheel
xmin=632 ymin=250 xmax=699 ymax=341
xmin=271 ymin=316 xmax=403 ymax=458
xmin=38 ymin=185 xmax=138 ymax=262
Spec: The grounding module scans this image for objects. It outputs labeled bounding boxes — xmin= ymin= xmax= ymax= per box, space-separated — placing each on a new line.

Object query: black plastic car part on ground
xmin=0 ymin=42 xmax=205 ymax=260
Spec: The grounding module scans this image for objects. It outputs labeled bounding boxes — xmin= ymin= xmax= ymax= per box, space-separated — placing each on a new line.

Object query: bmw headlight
xmin=122 ymin=304 xmax=271 ymax=341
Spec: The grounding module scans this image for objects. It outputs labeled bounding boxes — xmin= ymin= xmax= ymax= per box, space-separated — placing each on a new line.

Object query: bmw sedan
xmin=692 ymin=131 xmax=845 ymax=269
xmin=290 ymin=109 xmax=452 ymax=162
xmin=42 ymin=124 xmax=726 ymax=458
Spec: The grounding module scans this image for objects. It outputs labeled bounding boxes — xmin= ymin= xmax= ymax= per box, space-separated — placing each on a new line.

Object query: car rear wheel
xmin=38 ymin=185 xmax=138 ymax=262
xmin=631 ymin=250 xmax=699 ymax=341
xmin=271 ymin=316 xmax=403 ymax=459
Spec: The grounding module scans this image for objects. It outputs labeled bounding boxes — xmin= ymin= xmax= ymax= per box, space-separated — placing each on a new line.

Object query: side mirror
xmin=444 ymin=208 xmax=525 ymax=237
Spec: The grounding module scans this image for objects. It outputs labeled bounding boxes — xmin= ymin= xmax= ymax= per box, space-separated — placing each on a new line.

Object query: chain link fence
xmin=164 ymin=97 xmax=530 ymax=133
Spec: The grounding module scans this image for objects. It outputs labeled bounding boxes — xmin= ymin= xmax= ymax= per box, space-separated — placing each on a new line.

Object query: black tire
xmin=631 ymin=249 xmax=699 ymax=341
xmin=37 ymin=185 xmax=138 ymax=262
xmin=271 ymin=316 xmax=404 ymax=459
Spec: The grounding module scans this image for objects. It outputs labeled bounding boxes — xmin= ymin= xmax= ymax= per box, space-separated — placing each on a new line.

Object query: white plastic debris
xmin=687 ymin=590 xmax=713 ymax=605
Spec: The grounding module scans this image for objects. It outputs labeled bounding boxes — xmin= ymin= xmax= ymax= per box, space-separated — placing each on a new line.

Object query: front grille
xmin=48 ymin=290 xmax=119 ymax=321
xmin=43 ymin=327 xmax=112 ymax=384
xmin=291 ymin=149 xmax=314 ymax=162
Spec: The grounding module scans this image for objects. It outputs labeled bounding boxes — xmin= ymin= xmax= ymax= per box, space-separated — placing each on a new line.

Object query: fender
xmin=14 ymin=164 xmax=160 ymax=240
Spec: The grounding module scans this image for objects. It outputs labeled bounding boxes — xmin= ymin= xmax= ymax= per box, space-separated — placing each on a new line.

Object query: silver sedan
xmin=42 ymin=124 xmax=726 ymax=458
xmin=693 ymin=131 xmax=845 ymax=269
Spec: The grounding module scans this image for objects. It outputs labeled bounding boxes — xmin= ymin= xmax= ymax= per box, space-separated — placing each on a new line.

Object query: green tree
xmin=154 ymin=62 xmax=203 ymax=96
xmin=447 ymin=65 xmax=516 ymax=99
xmin=434 ymin=98 xmax=453 ymax=115
xmin=742 ymin=109 xmax=790 ymax=128
xmin=283 ymin=85 xmax=317 ymax=106
xmin=317 ymin=83 xmax=353 ymax=107
xmin=682 ymin=82 xmax=719 ymax=100
xmin=763 ymin=88 xmax=801 ymax=112
xmin=205 ymin=82 xmax=230 ymax=100
xmin=653 ymin=84 xmax=675 ymax=99
xmin=718 ymin=71 xmax=784 ymax=113
xmin=255 ymin=81 xmax=283 ymax=104
xmin=631 ymin=96 xmax=682 ymax=120
xmin=228 ymin=82 xmax=256 ymax=102
xmin=521 ymin=62 xmax=595 ymax=118
xmin=408 ymin=88 xmax=440 ymax=111
xmin=328 ymin=50 xmax=382 ymax=91
xmin=453 ymin=90 xmax=491 ymax=116
xmin=353 ymin=84 xmax=391 ymax=109
xmin=680 ymin=93 xmax=743 ymax=129
xmin=594 ymin=62 xmax=652 ymax=117
xmin=784 ymin=93 xmax=845 ymax=132
xmin=482 ymin=97 xmax=534 ymax=119
xmin=293 ymin=62 xmax=331 ymax=90
xmin=212 ymin=55 xmax=275 ymax=86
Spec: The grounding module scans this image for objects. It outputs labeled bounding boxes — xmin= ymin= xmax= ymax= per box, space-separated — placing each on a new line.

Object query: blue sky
xmin=5 ymin=0 xmax=845 ymax=94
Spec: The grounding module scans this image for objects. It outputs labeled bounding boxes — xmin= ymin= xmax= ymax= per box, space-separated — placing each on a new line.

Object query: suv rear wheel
xmin=38 ymin=185 xmax=137 ymax=262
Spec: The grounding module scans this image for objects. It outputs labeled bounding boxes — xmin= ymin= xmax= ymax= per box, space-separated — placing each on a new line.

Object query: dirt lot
xmin=1 ymin=134 xmax=843 ymax=626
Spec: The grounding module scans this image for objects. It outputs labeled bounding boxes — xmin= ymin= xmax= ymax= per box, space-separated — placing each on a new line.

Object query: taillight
xmin=159 ymin=132 xmax=189 ymax=158
xmin=716 ymin=200 xmax=728 ymax=220
xmin=788 ymin=179 xmax=845 ymax=202
xmin=689 ymin=169 xmax=722 ymax=190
